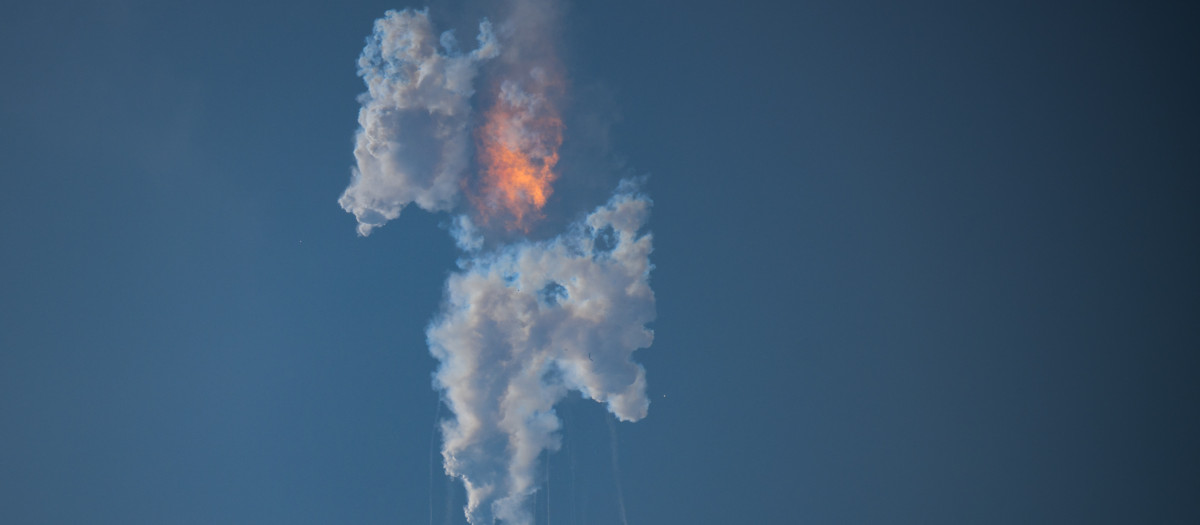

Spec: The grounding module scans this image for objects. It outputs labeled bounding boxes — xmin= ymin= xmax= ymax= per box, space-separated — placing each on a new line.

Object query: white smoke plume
xmin=339 ymin=9 xmax=499 ymax=236
xmin=340 ymin=6 xmax=655 ymax=524
xmin=430 ymin=181 xmax=654 ymax=524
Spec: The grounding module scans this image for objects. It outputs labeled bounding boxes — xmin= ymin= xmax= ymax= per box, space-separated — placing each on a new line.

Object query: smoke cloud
xmin=431 ymin=182 xmax=654 ymax=524
xmin=340 ymin=5 xmax=654 ymax=524
xmin=339 ymin=9 xmax=499 ymax=236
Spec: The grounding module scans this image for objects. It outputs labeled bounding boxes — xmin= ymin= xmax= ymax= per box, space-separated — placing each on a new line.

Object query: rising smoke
xmin=340 ymin=5 xmax=655 ymax=524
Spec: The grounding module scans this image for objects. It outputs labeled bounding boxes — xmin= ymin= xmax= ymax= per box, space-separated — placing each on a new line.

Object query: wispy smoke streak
xmin=607 ymin=415 xmax=629 ymax=525
xmin=566 ymin=411 xmax=576 ymax=525
xmin=444 ymin=461 xmax=456 ymax=525
xmin=430 ymin=398 xmax=442 ymax=525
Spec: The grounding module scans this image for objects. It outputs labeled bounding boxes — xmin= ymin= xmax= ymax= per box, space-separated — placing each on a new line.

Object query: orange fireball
xmin=474 ymin=80 xmax=563 ymax=231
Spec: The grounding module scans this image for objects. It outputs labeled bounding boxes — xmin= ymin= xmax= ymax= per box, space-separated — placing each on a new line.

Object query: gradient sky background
xmin=2 ymin=1 xmax=1198 ymax=523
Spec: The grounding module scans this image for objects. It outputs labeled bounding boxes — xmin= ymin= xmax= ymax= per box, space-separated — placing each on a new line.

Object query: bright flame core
xmin=474 ymin=79 xmax=563 ymax=231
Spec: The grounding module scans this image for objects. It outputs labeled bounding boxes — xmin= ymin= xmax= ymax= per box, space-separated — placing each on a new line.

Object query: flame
xmin=474 ymin=79 xmax=563 ymax=231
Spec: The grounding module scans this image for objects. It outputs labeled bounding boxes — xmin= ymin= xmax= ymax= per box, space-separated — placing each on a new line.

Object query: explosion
xmin=474 ymin=76 xmax=564 ymax=231
xmin=339 ymin=5 xmax=654 ymax=524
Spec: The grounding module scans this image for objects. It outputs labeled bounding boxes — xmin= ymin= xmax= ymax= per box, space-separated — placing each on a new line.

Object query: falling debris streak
xmin=444 ymin=466 xmax=455 ymax=525
xmin=608 ymin=415 xmax=629 ymax=525
xmin=431 ymin=399 xmax=441 ymax=525
xmin=566 ymin=410 xmax=576 ymax=525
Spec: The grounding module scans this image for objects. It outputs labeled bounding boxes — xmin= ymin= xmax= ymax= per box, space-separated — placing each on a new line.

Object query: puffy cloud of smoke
xmin=429 ymin=181 xmax=654 ymax=525
xmin=339 ymin=5 xmax=655 ymax=524
xmin=339 ymin=9 xmax=499 ymax=236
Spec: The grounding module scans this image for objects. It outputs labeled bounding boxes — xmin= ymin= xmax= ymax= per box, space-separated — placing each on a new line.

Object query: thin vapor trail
xmin=561 ymin=404 xmax=576 ymax=525
xmin=431 ymin=399 xmax=442 ymax=525
xmin=607 ymin=415 xmax=629 ymax=525
xmin=568 ymin=420 xmax=576 ymax=525
xmin=444 ymin=466 xmax=455 ymax=525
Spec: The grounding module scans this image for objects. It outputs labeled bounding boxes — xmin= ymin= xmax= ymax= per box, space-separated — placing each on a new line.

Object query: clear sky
xmin=1 ymin=1 xmax=1197 ymax=523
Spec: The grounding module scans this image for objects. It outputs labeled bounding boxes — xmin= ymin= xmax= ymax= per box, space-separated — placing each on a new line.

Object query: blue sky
xmin=1 ymin=1 xmax=1197 ymax=523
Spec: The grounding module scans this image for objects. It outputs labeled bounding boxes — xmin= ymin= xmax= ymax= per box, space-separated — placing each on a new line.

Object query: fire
xmin=474 ymin=79 xmax=563 ymax=231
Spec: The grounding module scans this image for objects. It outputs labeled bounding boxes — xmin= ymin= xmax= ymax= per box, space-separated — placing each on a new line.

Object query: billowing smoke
xmin=432 ymin=183 xmax=653 ymax=524
xmin=340 ymin=6 xmax=654 ymax=525
xmin=339 ymin=9 xmax=498 ymax=236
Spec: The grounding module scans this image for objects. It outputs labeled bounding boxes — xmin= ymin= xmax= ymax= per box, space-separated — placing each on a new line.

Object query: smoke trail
xmin=339 ymin=5 xmax=655 ymax=524
xmin=444 ymin=462 xmax=455 ymax=525
xmin=566 ymin=408 xmax=576 ymax=525
xmin=431 ymin=399 xmax=441 ymax=525
xmin=607 ymin=415 xmax=629 ymax=525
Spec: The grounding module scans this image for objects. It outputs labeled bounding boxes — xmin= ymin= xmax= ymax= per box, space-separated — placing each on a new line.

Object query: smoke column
xmin=340 ymin=5 xmax=655 ymax=524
